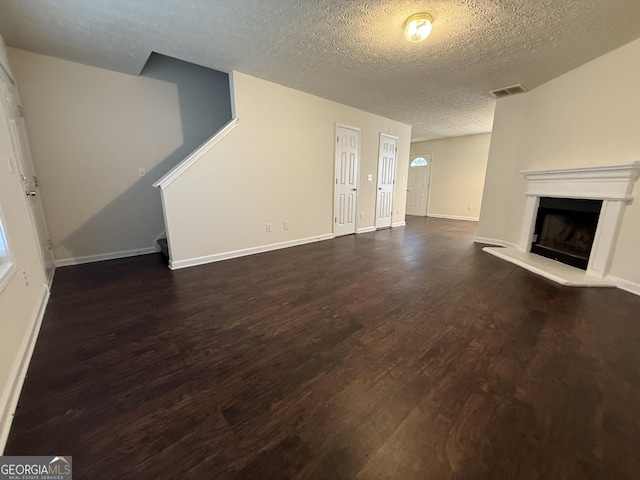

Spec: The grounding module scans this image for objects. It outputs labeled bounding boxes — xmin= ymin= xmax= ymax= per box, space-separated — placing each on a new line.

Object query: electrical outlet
xmin=359 ymin=212 xmax=364 ymax=220
xmin=467 ymin=205 xmax=472 ymax=211
xmin=367 ymin=174 xmax=373 ymax=182
xmin=509 ymin=222 xmax=516 ymax=231
xmin=396 ymin=209 xmax=400 ymax=215
xmin=284 ymin=220 xmax=289 ymax=230
xmin=138 ymin=168 xmax=146 ymax=177
xmin=266 ymin=223 xmax=272 ymax=232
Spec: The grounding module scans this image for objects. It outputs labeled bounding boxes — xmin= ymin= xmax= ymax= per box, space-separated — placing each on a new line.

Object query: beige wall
xmin=8 ymin=48 xmax=231 ymax=263
xmin=478 ymin=37 xmax=640 ymax=286
xmin=411 ymin=134 xmax=490 ymax=221
xmin=0 ymin=36 xmax=48 ymax=449
xmin=163 ymin=71 xmax=412 ymax=265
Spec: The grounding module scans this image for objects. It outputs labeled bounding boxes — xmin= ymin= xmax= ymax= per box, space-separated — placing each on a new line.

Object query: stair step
xmin=157 ymin=238 xmax=169 ymax=258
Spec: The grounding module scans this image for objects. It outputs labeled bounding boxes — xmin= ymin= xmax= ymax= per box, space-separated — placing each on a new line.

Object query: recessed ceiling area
xmin=1 ymin=1 xmax=640 ymax=141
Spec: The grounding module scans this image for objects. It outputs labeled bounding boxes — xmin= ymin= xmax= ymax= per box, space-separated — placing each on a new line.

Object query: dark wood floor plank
xmin=5 ymin=217 xmax=640 ymax=479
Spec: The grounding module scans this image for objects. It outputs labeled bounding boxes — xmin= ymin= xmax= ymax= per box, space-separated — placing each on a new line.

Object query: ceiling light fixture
xmin=403 ymin=13 xmax=433 ymax=43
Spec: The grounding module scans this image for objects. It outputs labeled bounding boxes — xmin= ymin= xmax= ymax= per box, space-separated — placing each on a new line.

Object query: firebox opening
xmin=531 ymin=197 xmax=602 ymax=270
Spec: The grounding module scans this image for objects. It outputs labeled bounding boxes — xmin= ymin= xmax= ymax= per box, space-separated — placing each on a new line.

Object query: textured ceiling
xmin=2 ymin=1 xmax=640 ymax=141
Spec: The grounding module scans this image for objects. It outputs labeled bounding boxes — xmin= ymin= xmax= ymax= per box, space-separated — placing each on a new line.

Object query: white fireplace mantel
xmin=516 ymin=162 xmax=640 ymax=279
xmin=522 ymin=162 xmax=640 ymax=201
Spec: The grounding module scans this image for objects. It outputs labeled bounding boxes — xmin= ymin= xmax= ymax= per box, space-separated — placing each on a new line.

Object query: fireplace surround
xmin=483 ymin=162 xmax=640 ymax=286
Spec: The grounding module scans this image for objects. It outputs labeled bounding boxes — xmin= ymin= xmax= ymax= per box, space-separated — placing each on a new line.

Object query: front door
xmin=334 ymin=125 xmax=359 ymax=236
xmin=1 ymin=75 xmax=55 ymax=284
xmin=375 ymin=134 xmax=397 ymax=229
xmin=406 ymin=154 xmax=432 ymax=216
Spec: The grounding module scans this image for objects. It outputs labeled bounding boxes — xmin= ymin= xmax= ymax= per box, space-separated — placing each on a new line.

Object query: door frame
xmin=1 ymin=75 xmax=54 ymax=284
xmin=333 ymin=123 xmax=361 ymax=236
xmin=375 ymin=133 xmax=398 ymax=229
xmin=407 ymin=152 xmax=433 ymax=216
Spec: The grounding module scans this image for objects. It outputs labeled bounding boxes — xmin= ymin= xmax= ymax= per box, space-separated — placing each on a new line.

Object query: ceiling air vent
xmin=489 ymin=84 xmax=527 ymax=98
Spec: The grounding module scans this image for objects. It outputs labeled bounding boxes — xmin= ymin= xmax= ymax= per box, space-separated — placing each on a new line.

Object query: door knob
xmin=26 ymin=191 xmax=37 ymax=197
xmin=352 ymin=188 xmax=357 ymax=191
xmin=378 ymin=187 xmax=383 ymax=190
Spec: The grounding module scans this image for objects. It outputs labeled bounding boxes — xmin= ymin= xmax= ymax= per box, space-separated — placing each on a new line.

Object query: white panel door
xmin=406 ymin=154 xmax=432 ymax=216
xmin=375 ymin=134 xmax=397 ymax=229
xmin=1 ymin=75 xmax=55 ymax=284
xmin=334 ymin=125 xmax=359 ymax=236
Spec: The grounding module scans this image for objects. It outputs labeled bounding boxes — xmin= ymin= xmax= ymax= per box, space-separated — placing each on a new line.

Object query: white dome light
xmin=403 ymin=13 xmax=433 ymax=44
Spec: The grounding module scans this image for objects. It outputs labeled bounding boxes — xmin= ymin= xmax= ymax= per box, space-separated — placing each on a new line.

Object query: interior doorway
xmin=333 ymin=124 xmax=360 ymax=236
xmin=406 ymin=153 xmax=432 ymax=216
xmin=375 ymin=134 xmax=397 ymax=229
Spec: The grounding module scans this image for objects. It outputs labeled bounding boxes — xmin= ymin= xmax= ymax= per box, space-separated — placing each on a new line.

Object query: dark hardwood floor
xmin=6 ymin=217 xmax=640 ymax=479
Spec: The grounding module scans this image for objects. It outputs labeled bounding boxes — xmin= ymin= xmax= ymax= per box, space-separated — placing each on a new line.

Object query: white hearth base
xmin=483 ymin=247 xmax=616 ymax=288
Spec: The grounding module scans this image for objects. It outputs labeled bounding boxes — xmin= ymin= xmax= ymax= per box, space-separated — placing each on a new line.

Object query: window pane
xmin=410 ymin=157 xmax=428 ymax=167
xmin=0 ymin=214 xmax=8 ymax=262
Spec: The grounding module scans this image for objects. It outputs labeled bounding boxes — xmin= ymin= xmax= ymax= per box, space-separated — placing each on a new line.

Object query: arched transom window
xmin=410 ymin=157 xmax=428 ymax=167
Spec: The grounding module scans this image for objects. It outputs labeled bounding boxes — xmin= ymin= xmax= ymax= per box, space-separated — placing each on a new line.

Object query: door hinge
xmin=33 ymin=176 xmax=38 ymax=187
xmin=335 ymin=178 xmax=338 ymax=184
xmin=337 ymin=136 xmax=339 ymax=143
xmin=334 ymin=217 xmax=337 ymax=223
xmin=46 ymin=239 xmax=52 ymax=250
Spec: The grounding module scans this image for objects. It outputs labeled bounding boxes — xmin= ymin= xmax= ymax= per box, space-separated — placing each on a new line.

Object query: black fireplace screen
xmin=531 ymin=198 xmax=602 ymax=270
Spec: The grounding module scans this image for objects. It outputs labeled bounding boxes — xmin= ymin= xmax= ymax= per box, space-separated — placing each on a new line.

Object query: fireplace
xmin=480 ymin=163 xmax=640 ymax=286
xmin=531 ymin=197 xmax=602 ymax=270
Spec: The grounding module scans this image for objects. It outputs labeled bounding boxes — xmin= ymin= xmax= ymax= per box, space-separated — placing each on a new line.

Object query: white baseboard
xmin=170 ymin=233 xmax=335 ymax=270
xmin=0 ymin=284 xmax=49 ymax=453
xmin=607 ymin=275 xmax=640 ymax=297
xmin=427 ymin=213 xmax=479 ymax=222
xmin=391 ymin=221 xmax=406 ymax=228
xmin=55 ymin=247 xmax=158 ymax=267
xmin=474 ymin=236 xmax=519 ymax=250
xmin=356 ymin=226 xmax=376 ymax=234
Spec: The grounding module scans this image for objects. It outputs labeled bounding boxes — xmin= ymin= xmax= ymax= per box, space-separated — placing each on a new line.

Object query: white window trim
xmin=0 ymin=261 xmax=16 ymax=292
xmin=0 ymin=205 xmax=14 ymax=292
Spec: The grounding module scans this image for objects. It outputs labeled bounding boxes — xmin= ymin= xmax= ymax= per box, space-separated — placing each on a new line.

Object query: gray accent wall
xmin=141 ymin=52 xmax=232 ymax=160
xmin=8 ymin=48 xmax=232 ymax=263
